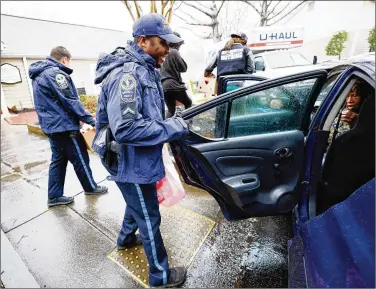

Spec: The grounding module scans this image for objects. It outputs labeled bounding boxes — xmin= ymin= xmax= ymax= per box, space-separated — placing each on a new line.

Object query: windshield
xmin=264 ymin=52 xmax=311 ymax=69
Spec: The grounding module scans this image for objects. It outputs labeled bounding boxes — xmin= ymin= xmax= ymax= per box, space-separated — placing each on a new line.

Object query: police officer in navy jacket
xmin=92 ymin=14 xmax=189 ymax=287
xmin=29 ymin=46 xmax=108 ymax=208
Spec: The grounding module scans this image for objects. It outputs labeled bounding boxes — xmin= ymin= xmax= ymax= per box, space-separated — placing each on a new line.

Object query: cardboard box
xmin=81 ymin=129 xmax=95 ymax=152
xmin=197 ymin=77 xmax=216 ymax=96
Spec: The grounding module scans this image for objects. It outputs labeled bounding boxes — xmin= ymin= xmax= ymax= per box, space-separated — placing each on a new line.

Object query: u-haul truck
xmin=247 ymin=26 xmax=304 ymax=53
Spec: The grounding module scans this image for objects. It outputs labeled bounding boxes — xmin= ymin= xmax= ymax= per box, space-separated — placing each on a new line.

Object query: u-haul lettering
xmin=220 ymin=49 xmax=243 ymax=61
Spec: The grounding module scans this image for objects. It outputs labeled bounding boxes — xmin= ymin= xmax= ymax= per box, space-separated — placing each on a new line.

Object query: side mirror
xmin=313 ymin=56 xmax=318 ymax=65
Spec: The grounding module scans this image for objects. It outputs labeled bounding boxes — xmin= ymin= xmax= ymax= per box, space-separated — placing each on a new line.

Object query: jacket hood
xmin=95 ymin=41 xmax=157 ymax=85
xmin=29 ymin=56 xmax=73 ymax=79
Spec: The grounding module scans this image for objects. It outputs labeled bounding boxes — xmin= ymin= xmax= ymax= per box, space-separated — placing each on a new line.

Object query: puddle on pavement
xmin=108 ymin=205 xmax=216 ymax=288
xmin=1 ymin=174 xmax=22 ymax=182
xmin=24 ymin=160 xmax=47 ymax=170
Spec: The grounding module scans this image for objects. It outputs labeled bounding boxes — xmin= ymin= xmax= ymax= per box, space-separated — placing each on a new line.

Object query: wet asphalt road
xmin=1 ymin=120 xmax=292 ymax=288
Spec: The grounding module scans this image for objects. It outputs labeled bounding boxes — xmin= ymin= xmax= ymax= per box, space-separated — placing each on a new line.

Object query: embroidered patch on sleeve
xmin=55 ymin=74 xmax=69 ymax=89
xmin=119 ymin=74 xmax=137 ymax=103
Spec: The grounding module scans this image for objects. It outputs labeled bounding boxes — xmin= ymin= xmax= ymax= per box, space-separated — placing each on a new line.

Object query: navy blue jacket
xmin=205 ymin=43 xmax=255 ymax=77
xmin=29 ymin=57 xmax=95 ymax=134
xmin=92 ymin=41 xmax=188 ymax=184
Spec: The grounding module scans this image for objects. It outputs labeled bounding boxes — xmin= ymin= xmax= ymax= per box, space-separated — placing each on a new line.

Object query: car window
xmin=190 ymin=103 xmax=228 ymax=139
xmin=317 ymin=73 xmax=341 ymax=101
xmin=228 ymin=78 xmax=318 ymax=137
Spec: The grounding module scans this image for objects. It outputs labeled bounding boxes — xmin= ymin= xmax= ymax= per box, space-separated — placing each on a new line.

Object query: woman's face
xmin=346 ymin=84 xmax=362 ymax=111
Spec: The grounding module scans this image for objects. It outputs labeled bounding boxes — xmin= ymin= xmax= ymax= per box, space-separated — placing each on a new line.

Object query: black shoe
xmin=162 ymin=267 xmax=187 ymax=288
xmin=117 ymin=234 xmax=142 ymax=250
xmin=47 ymin=196 xmax=74 ymax=207
xmin=85 ymin=185 xmax=108 ymax=195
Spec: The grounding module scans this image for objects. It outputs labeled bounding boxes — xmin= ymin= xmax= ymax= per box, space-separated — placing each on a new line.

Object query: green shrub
xmin=79 ymin=95 xmax=98 ymax=114
xmin=368 ymin=27 xmax=375 ymax=52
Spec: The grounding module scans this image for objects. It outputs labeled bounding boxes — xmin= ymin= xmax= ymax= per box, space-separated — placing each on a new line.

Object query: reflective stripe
xmin=72 ymin=137 xmax=96 ymax=190
xmin=135 ymin=184 xmax=167 ymax=285
xmin=303 ymin=256 xmax=309 ymax=288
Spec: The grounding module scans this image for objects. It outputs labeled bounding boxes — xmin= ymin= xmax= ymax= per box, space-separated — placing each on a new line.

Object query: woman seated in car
xmin=328 ymin=79 xmax=370 ymax=143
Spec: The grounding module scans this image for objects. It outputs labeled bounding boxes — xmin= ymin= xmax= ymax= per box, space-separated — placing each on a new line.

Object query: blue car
xmin=170 ymin=59 xmax=375 ymax=287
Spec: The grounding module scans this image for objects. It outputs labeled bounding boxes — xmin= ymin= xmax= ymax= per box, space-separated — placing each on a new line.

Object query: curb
xmin=1 ymin=230 xmax=40 ymax=288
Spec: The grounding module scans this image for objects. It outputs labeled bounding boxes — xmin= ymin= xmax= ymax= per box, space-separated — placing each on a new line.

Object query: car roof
xmin=227 ymin=58 xmax=375 ymax=81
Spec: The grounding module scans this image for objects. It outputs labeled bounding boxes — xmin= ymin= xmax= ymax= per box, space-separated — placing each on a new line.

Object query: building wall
xmin=1 ymin=57 xmax=100 ymax=111
xmin=283 ymin=1 xmax=375 ymax=60
xmin=27 ymin=58 xmax=100 ymax=96
xmin=1 ymin=58 xmax=33 ymax=110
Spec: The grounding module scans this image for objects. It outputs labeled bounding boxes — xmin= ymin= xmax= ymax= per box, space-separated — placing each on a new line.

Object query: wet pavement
xmin=1 ymin=120 xmax=292 ymax=288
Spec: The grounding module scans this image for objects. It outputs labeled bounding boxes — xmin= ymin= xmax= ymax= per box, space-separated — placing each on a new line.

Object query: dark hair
xmin=50 ymin=46 xmax=71 ymax=61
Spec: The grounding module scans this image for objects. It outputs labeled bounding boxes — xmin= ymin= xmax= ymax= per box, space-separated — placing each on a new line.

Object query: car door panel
xmin=171 ymin=70 xmax=328 ymax=220
xmin=172 ymin=130 xmax=304 ymax=219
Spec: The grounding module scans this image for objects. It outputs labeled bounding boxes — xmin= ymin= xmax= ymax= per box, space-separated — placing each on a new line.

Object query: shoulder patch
xmin=56 ymin=74 xmax=69 ymax=89
xmin=119 ymin=74 xmax=137 ymax=103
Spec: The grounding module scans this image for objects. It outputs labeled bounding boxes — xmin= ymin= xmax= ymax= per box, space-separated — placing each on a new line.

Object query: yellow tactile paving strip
xmin=108 ymin=205 xmax=216 ymax=287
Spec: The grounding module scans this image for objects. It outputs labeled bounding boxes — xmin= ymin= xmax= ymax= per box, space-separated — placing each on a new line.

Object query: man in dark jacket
xmin=160 ymin=32 xmax=192 ymax=118
xmin=92 ymin=14 xmax=189 ymax=288
xmin=29 ymin=46 xmax=107 ymax=208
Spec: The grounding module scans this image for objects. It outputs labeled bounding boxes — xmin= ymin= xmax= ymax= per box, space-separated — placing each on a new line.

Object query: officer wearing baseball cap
xmin=205 ymin=31 xmax=255 ymax=80
xmin=92 ymin=13 xmax=189 ymax=287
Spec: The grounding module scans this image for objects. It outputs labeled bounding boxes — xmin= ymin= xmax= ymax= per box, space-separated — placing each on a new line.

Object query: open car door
xmin=170 ymin=70 xmax=328 ymax=221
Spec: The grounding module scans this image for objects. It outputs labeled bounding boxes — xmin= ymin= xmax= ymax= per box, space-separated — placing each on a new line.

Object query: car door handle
xmin=274 ymin=147 xmax=292 ymax=158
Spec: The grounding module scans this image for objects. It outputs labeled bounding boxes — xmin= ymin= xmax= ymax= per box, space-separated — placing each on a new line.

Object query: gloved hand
xmin=204 ymin=71 xmax=216 ymax=78
xmin=80 ymin=123 xmax=95 ymax=133
xmin=184 ymin=119 xmax=192 ymax=127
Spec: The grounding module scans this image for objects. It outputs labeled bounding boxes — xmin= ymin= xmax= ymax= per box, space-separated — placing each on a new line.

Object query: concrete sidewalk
xmin=1 ymin=120 xmax=291 ymax=288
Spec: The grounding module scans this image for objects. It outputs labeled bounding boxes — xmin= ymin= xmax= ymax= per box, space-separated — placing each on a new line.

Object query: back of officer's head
xmin=50 ymin=46 xmax=71 ymax=67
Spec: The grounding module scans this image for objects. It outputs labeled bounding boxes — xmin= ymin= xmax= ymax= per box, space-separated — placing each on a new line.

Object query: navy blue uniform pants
xmin=116 ymin=182 xmax=169 ymax=287
xmin=47 ymin=131 xmax=97 ymax=199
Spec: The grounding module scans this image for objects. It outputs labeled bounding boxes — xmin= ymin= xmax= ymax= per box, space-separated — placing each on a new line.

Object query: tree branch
xmin=267 ymin=1 xmax=291 ymax=21
xmin=161 ymin=0 xmax=168 ymax=15
xmin=190 ymin=1 xmax=212 ymax=11
xmin=266 ymin=0 xmax=282 ymax=17
xmin=178 ymin=9 xmax=204 ymax=23
xmin=179 ymin=26 xmax=212 ymax=39
xmin=241 ymin=0 xmax=261 ymax=15
xmin=122 ymin=0 xmax=136 ymax=22
xmin=174 ymin=13 xmax=212 ymax=26
xmin=267 ymin=1 xmax=307 ymax=25
xmin=184 ymin=22 xmax=213 ymax=27
xmin=182 ymin=1 xmax=212 ymax=18
xmin=215 ymin=0 xmax=226 ymax=17
xmin=133 ymin=0 xmax=141 ymax=18
xmin=174 ymin=0 xmax=183 ymax=11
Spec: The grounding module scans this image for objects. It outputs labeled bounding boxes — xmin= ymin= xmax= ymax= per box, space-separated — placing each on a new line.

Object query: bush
xmin=325 ymin=31 xmax=348 ymax=60
xmin=79 ymin=95 xmax=98 ymax=114
xmin=368 ymin=27 xmax=375 ymax=52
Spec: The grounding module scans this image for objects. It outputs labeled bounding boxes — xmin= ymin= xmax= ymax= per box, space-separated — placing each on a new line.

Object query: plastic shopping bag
xmin=156 ymin=145 xmax=186 ymax=206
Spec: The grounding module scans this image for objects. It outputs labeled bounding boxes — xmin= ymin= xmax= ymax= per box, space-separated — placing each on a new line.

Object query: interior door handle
xmin=274 ymin=147 xmax=292 ymax=158
xmin=223 ymin=173 xmax=260 ymax=194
